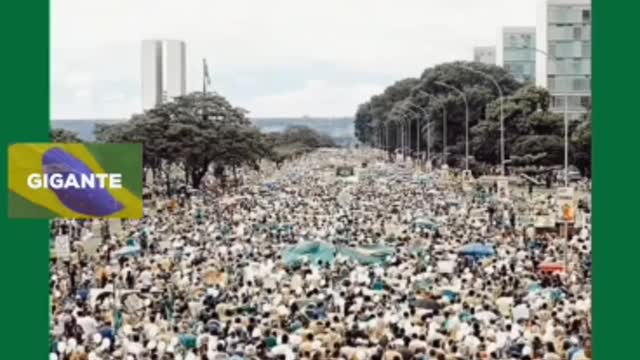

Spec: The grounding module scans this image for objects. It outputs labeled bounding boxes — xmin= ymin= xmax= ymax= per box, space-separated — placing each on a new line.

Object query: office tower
xmin=499 ymin=27 xmax=536 ymax=83
xmin=473 ymin=46 xmax=496 ymax=65
xmin=537 ymin=0 xmax=591 ymax=118
xmin=141 ymin=39 xmax=187 ymax=111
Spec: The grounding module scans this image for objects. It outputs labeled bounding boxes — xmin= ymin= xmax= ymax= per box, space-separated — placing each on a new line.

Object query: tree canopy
xmin=265 ymin=125 xmax=337 ymax=164
xmin=94 ymin=92 xmax=271 ymax=189
xmin=50 ymin=128 xmax=82 ymax=143
xmin=94 ymin=92 xmax=338 ymax=190
xmin=353 ymin=60 xmax=591 ymax=174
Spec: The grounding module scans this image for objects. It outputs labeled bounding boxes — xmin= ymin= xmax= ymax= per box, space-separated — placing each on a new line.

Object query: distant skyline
xmin=52 ymin=0 xmax=539 ymax=119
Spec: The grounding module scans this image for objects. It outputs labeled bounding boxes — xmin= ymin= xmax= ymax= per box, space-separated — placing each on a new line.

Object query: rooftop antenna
xmin=203 ymin=58 xmax=211 ymax=94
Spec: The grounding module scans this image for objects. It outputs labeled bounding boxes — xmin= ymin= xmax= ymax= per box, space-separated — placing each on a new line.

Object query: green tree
xmin=410 ymin=61 xmax=522 ymax=160
xmin=511 ymin=135 xmax=564 ymax=165
xmin=473 ymin=84 xmax=564 ymax=165
xmin=50 ymin=128 xmax=82 ymax=142
xmin=571 ymin=111 xmax=592 ymax=177
xmin=353 ymin=61 xmax=523 ymax=162
xmin=93 ymin=92 xmax=272 ymax=191
xmin=265 ymin=125 xmax=337 ymax=165
xmin=354 ymin=102 xmax=374 ymax=144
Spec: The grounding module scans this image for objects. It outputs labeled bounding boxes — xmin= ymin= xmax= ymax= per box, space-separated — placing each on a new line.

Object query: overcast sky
xmin=52 ymin=0 xmax=539 ymax=119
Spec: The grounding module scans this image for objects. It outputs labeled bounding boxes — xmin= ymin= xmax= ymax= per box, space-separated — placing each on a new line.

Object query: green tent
xmin=284 ymin=241 xmax=337 ymax=266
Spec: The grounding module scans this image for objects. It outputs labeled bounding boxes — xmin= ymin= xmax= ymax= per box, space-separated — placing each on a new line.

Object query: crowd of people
xmin=49 ymin=148 xmax=592 ymax=360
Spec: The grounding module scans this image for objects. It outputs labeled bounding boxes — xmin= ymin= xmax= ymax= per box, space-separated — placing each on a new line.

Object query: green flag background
xmin=0 ymin=1 xmax=50 ymax=358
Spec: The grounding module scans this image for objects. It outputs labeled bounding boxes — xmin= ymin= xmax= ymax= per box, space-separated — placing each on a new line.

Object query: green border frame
xmin=592 ymin=0 xmax=639 ymax=358
xmin=0 ymin=0 xmax=50 ymax=357
xmin=0 ymin=0 xmax=637 ymax=358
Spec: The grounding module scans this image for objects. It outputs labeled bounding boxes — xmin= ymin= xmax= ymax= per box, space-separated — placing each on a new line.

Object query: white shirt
xmin=271 ymin=344 xmax=295 ymax=360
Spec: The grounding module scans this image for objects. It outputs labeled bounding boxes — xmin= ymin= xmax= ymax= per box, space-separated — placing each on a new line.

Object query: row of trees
xmin=354 ymin=61 xmax=591 ymax=176
xmin=52 ymin=92 xmax=337 ymax=191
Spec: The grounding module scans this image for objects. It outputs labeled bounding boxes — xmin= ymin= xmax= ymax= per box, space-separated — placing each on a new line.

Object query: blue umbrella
xmin=459 ymin=243 xmax=495 ymax=257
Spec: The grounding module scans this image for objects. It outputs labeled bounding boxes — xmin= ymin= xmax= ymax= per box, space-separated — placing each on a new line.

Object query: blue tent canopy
xmin=284 ymin=242 xmax=394 ymax=267
xmin=284 ymin=241 xmax=336 ymax=267
xmin=458 ymin=243 xmax=495 ymax=257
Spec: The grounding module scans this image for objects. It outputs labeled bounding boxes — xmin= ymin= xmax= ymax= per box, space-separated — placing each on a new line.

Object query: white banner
xmin=55 ymin=234 xmax=71 ymax=260
xmin=497 ymin=177 xmax=509 ymax=200
xmin=437 ymin=260 xmax=456 ymax=274
xmin=108 ymin=219 xmax=123 ymax=236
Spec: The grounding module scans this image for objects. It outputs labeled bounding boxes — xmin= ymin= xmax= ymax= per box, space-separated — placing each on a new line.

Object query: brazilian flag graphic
xmin=8 ymin=143 xmax=142 ymax=219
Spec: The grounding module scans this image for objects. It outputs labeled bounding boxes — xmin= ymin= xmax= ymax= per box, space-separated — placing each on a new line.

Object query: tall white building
xmin=473 ymin=46 xmax=496 ymax=65
xmin=141 ymin=39 xmax=186 ymax=111
xmin=497 ymin=27 xmax=536 ymax=83
xmin=537 ymin=0 xmax=591 ymax=118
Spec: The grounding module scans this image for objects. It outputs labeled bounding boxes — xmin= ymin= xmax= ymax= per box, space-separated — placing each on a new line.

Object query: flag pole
xmin=202 ymin=58 xmax=207 ymax=95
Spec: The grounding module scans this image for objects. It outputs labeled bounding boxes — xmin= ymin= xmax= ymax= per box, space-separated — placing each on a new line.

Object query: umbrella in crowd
xmin=458 ymin=242 xmax=495 ymax=257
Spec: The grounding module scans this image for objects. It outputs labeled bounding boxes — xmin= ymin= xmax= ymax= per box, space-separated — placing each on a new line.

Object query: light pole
xmin=435 ymin=81 xmax=470 ymax=171
xmin=385 ymin=123 xmax=390 ymax=153
xmin=403 ymin=102 xmax=429 ymax=166
xmin=388 ymin=117 xmax=402 ymax=156
xmin=442 ymin=104 xmax=447 ymax=166
xmin=391 ymin=107 xmax=410 ymax=161
xmin=417 ymin=90 xmax=448 ymax=168
xmin=458 ymin=65 xmax=505 ymax=175
xmin=517 ymin=46 xmax=573 ymax=273
xmin=400 ymin=122 xmax=404 ymax=156
xmin=401 ymin=109 xmax=411 ymax=160
xmin=518 ymin=46 xmax=570 ymax=187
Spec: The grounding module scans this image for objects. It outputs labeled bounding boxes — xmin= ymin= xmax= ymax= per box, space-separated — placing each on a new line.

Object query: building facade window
xmin=547 ymin=3 xmax=591 ymax=115
xmin=573 ymin=27 xmax=582 ymax=40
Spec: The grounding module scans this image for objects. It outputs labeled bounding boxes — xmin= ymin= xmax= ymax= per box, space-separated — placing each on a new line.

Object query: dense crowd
xmin=49 ymin=149 xmax=592 ymax=360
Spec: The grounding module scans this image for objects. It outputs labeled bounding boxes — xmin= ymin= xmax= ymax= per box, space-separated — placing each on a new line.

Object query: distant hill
xmin=52 ymin=117 xmax=355 ymax=142
xmin=52 ymin=119 xmax=124 ymax=141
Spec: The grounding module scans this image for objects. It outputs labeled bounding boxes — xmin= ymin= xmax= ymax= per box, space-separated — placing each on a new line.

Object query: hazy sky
xmin=52 ymin=0 xmax=538 ymax=119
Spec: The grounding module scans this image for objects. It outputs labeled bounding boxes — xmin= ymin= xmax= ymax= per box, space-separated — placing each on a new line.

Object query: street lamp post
xmin=399 ymin=115 xmax=406 ymax=161
xmin=400 ymin=109 xmax=417 ymax=165
xmin=385 ymin=124 xmax=390 ymax=152
xmin=458 ymin=65 xmax=505 ymax=175
xmin=417 ymin=91 xmax=447 ymax=168
xmin=391 ymin=108 xmax=409 ymax=161
xmin=517 ymin=47 xmax=574 ymax=273
xmin=399 ymin=109 xmax=416 ymax=162
xmin=435 ymin=81 xmax=470 ymax=171
xmin=442 ymin=105 xmax=447 ymax=166
xmin=390 ymin=118 xmax=402 ymax=155
xmin=403 ymin=102 xmax=429 ymax=166
xmin=518 ymin=46 xmax=570 ymax=187
xmin=399 ymin=119 xmax=405 ymax=160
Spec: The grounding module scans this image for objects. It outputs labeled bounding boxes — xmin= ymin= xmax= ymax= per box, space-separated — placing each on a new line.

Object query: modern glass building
xmin=537 ymin=0 xmax=591 ymax=117
xmin=141 ymin=40 xmax=187 ymax=111
xmin=500 ymin=27 xmax=536 ymax=83
xmin=473 ymin=46 xmax=496 ymax=65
